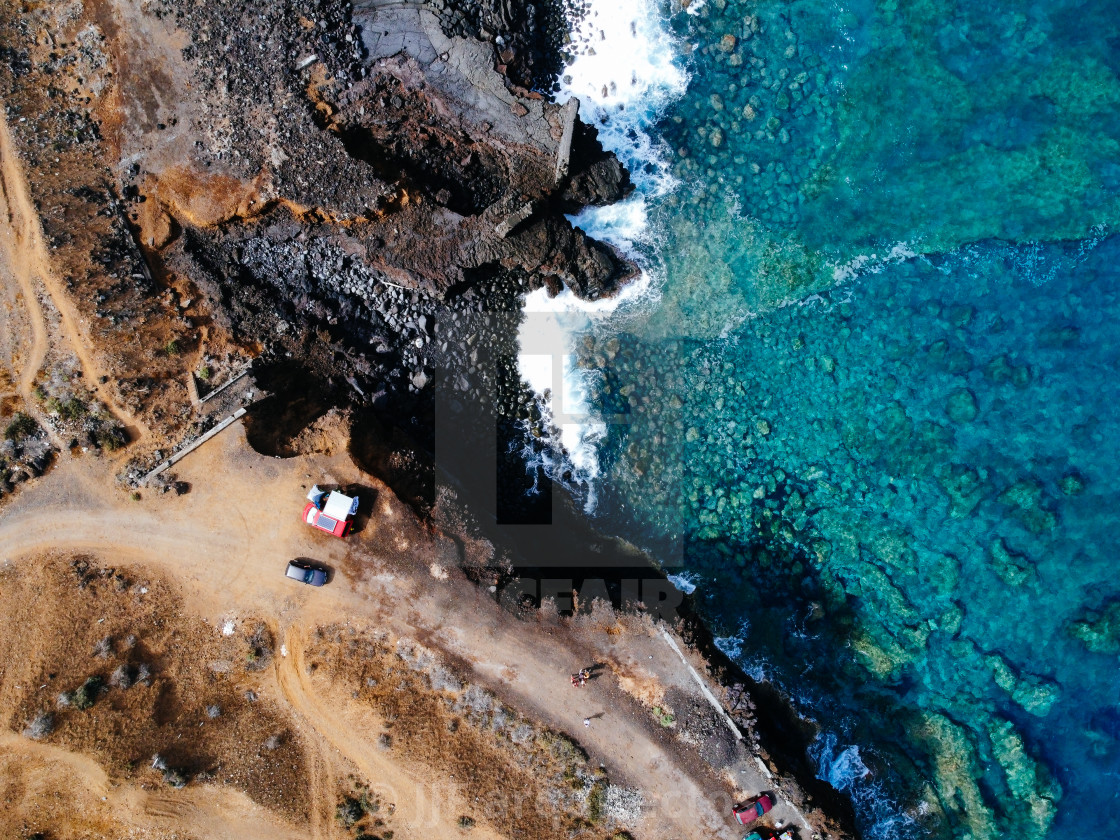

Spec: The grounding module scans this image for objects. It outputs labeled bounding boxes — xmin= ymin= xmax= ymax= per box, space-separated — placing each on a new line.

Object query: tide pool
xmin=529 ymin=0 xmax=1120 ymax=836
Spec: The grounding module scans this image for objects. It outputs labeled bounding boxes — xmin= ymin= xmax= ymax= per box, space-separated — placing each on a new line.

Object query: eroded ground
xmin=0 ymin=423 xmax=835 ymax=840
xmin=0 ymin=0 xmax=632 ymax=493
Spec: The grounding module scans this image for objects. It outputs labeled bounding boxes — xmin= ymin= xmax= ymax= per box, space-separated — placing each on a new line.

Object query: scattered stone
xmin=1068 ymin=600 xmax=1120 ymax=654
xmin=945 ymin=388 xmax=979 ymax=423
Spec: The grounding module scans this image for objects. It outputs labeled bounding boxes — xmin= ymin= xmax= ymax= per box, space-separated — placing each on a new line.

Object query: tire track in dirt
xmin=0 ymin=439 xmax=793 ymax=840
xmin=0 ymin=114 xmax=55 ymax=444
xmin=275 ymin=626 xmax=509 ymax=840
xmin=0 ymin=105 xmax=150 ymax=445
xmin=0 ymin=732 xmax=308 ymax=839
xmin=0 ymin=505 xmax=744 ymax=840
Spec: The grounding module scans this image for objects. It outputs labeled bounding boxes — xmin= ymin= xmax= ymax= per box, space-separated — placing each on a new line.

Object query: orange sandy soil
xmin=0 ymin=0 xmax=256 ymax=458
xmin=0 ymin=82 xmax=835 ymax=840
xmin=0 ymin=413 xmax=828 ymax=840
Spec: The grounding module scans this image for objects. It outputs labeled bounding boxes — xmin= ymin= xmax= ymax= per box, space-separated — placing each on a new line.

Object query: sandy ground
xmin=0 ymin=109 xmax=147 ymax=443
xmin=0 ymin=422 xmax=810 ymax=839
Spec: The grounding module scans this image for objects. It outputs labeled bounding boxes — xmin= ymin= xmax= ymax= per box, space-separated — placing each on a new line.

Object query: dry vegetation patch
xmin=0 ymin=0 xmax=246 ymax=454
xmin=306 ymin=626 xmax=642 ymax=840
xmin=0 ymin=554 xmax=309 ymax=819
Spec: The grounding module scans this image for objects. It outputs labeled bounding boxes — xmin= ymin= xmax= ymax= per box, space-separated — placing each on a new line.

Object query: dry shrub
xmin=614 ymin=665 xmax=665 ymax=708
xmin=308 ymin=626 xmax=621 ymax=840
xmin=0 ymin=555 xmax=308 ymax=819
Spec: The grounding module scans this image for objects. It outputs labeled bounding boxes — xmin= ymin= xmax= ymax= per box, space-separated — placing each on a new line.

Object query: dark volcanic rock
xmin=131 ymin=0 xmax=634 ymax=301
xmin=0 ymin=0 xmax=634 ymax=476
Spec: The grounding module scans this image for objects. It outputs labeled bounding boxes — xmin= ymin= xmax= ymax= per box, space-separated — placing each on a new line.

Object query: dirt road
xmin=0 ymin=421 xmax=804 ymax=840
xmin=0 ymin=108 xmax=148 ymax=442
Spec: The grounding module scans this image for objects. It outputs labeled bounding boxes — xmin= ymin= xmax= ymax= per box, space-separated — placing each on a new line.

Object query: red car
xmin=734 ymin=794 xmax=773 ymax=826
xmin=302 ymin=486 xmax=358 ymax=538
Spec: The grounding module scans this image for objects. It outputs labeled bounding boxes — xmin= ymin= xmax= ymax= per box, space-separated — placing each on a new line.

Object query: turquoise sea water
xmin=547 ymin=0 xmax=1120 ymax=836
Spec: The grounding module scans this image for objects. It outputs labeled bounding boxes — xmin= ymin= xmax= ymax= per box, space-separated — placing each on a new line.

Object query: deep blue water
xmin=545 ymin=0 xmax=1120 ymax=836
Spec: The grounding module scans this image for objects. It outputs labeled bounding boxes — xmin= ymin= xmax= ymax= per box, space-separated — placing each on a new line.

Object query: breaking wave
xmin=517 ymin=0 xmax=687 ymax=503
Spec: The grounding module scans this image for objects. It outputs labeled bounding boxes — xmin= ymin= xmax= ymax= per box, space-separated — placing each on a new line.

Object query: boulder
xmin=1068 ymin=600 xmax=1120 ymax=654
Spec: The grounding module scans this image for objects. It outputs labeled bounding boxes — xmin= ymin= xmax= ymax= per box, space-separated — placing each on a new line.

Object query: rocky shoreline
xmin=0 ymin=0 xmax=858 ymax=836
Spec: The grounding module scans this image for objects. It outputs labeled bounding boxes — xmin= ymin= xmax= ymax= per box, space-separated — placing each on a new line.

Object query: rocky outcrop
xmin=118 ymin=0 xmax=636 ymax=427
xmin=129 ymin=0 xmax=633 ymax=300
xmin=0 ymin=0 xmax=634 ymax=460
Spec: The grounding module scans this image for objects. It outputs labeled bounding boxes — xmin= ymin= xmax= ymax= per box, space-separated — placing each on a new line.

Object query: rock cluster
xmin=1067 ymin=600 xmax=1120 ymax=654
xmin=425 ymin=0 xmax=576 ymax=92
xmin=658 ymin=5 xmax=835 ymax=234
xmin=0 ymin=0 xmax=635 ymax=469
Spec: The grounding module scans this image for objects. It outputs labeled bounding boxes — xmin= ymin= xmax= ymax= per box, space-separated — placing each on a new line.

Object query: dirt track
xmin=0 ymin=90 xmax=807 ymax=838
xmin=0 ymin=415 xmax=808 ymax=840
xmin=0 ymin=109 xmax=147 ymax=444
xmin=0 ymin=1 xmax=829 ymax=834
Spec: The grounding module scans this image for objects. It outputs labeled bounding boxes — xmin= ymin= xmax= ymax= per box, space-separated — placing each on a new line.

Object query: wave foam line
xmin=515 ymin=0 xmax=689 ymax=505
xmin=518 ymin=273 xmax=655 ymax=509
xmin=559 ymin=0 xmax=688 ymax=195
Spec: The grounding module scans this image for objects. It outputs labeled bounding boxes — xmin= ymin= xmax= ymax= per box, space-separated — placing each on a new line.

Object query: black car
xmin=285 ymin=559 xmax=328 ymax=587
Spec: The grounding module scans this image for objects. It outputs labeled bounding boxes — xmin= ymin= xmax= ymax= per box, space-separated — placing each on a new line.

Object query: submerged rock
xmin=912 ymin=713 xmax=999 ymax=840
xmin=1067 ymin=600 xmax=1120 ymax=654
xmin=945 ymin=387 xmax=979 ymax=423
xmin=997 ymin=479 xmax=1057 ymax=534
xmin=1058 ymin=470 xmax=1086 ymax=496
xmin=938 ymin=464 xmax=986 ymax=518
xmin=985 ymin=652 xmax=1061 ymax=717
xmin=987 ymin=718 xmax=1061 ymax=840
xmin=988 ymin=537 xmax=1035 ymax=587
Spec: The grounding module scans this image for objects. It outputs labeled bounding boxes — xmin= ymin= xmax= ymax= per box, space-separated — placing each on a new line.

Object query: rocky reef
xmin=562 ymin=234 xmax=1114 ymax=839
xmin=1068 ymin=600 xmax=1120 ymax=654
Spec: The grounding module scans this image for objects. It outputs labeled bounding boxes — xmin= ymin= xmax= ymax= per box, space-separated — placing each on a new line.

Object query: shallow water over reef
xmin=541 ymin=0 xmax=1120 ymax=835
xmin=587 ymin=236 xmax=1120 ymax=839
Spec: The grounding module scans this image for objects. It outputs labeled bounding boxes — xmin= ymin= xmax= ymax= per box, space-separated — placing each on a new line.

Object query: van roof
xmin=323 ymin=491 xmax=357 ymax=520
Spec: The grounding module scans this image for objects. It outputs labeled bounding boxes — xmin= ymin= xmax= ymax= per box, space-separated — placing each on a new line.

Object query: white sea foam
xmin=713 ymin=620 xmax=750 ymax=661
xmin=517 ymin=0 xmax=687 ymax=501
xmin=518 ymin=273 xmax=655 ymax=509
xmin=666 ymin=572 xmax=698 ymax=594
xmin=829 ymin=242 xmax=919 ymax=284
xmin=815 ymin=732 xmax=871 ymax=790
xmin=713 ymin=634 xmax=743 ymax=659
xmin=813 ymin=732 xmax=918 ymax=840
xmin=567 ymin=198 xmax=651 ymax=256
xmin=558 ymin=0 xmax=687 ymax=194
